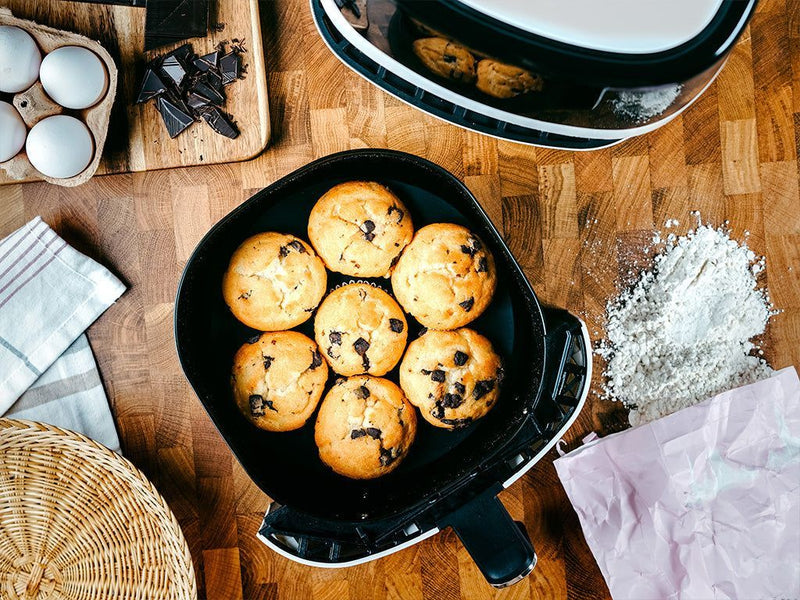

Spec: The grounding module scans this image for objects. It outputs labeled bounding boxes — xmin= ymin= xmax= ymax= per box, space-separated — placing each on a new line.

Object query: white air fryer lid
xmin=456 ymin=0 xmax=725 ymax=54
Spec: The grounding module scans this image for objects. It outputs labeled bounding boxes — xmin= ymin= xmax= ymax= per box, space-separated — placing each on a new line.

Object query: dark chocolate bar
xmin=144 ymin=0 xmax=209 ymax=51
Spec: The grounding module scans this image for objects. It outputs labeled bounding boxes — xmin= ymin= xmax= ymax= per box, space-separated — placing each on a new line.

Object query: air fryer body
xmin=313 ymin=0 xmax=757 ymax=148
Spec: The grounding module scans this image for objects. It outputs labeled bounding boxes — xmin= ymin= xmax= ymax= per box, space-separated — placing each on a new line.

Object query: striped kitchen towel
xmin=0 ymin=217 xmax=125 ymax=452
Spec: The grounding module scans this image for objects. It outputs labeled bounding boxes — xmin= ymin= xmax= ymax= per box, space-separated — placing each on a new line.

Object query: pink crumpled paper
xmin=555 ymin=367 xmax=800 ymax=600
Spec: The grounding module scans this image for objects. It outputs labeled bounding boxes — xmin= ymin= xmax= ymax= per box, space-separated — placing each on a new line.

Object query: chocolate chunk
xmin=193 ymin=50 xmax=220 ymax=72
xmin=365 ymin=427 xmax=381 ymax=439
xmin=309 ymin=350 xmax=322 ymax=369
xmin=431 ymin=403 xmax=445 ymax=419
xmin=441 ymin=417 xmax=473 ymax=428
xmin=443 ymin=54 xmax=457 ymax=64
xmin=326 ymin=346 xmax=337 ymax=359
xmin=389 ymin=318 xmax=404 ymax=333
xmin=459 ymin=297 xmax=475 ymax=312
xmin=353 ymin=337 xmax=370 ymax=355
xmin=161 ymin=54 xmax=186 ymax=87
xmin=351 ymin=429 xmax=366 ymax=439
xmin=442 ymin=393 xmax=463 ymax=408
xmin=136 ymin=68 xmax=167 ymax=103
xmin=155 ymin=96 xmax=193 ymax=138
xmin=279 ymin=245 xmax=289 ymax=257
xmin=249 ymin=394 xmax=265 ymax=416
xmin=364 ymin=232 xmax=375 ymax=242
xmin=263 ymin=356 xmax=273 ymax=370
xmin=379 ymin=447 xmax=396 ymax=467
xmin=460 ymin=244 xmax=476 ymax=256
xmin=219 ymin=51 xmax=241 ymax=85
xmin=247 ymin=334 xmax=261 ymax=344
xmin=192 ymin=77 xmax=225 ymax=106
xmin=473 ymin=379 xmax=496 ymax=400
xmin=329 ymin=331 xmax=342 ymax=345
xmin=354 ymin=385 xmax=370 ymax=399
xmin=430 ymin=369 xmax=445 ymax=383
xmin=390 ymin=254 xmax=401 ymax=268
xmin=453 ymin=382 xmax=466 ymax=395
xmin=472 ymin=238 xmax=483 ymax=251
xmin=478 ymin=257 xmax=489 ymax=273
xmin=418 ymin=327 xmax=428 ymax=337
xmin=186 ymin=91 xmax=211 ymax=109
xmin=361 ymin=220 xmax=376 ymax=234
xmin=388 ymin=205 xmax=404 ymax=223
xmin=288 ymin=240 xmax=306 ymax=253
xmin=199 ymin=106 xmax=240 ymax=139
xmin=453 ymin=351 xmax=468 ymax=366
xmin=237 ymin=291 xmax=251 ymax=300
xmin=362 ymin=353 xmax=370 ymax=371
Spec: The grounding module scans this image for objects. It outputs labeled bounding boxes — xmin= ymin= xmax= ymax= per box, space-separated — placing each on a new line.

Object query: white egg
xmin=39 ymin=46 xmax=108 ymax=110
xmin=0 ymin=25 xmax=42 ymax=93
xmin=0 ymin=101 xmax=26 ymax=163
xmin=26 ymin=115 xmax=94 ymax=179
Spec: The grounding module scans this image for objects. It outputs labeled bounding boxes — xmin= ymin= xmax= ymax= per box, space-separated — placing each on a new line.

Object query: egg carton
xmin=0 ymin=7 xmax=117 ymax=187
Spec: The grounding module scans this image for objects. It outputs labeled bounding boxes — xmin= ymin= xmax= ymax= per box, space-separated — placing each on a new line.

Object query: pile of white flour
xmin=597 ymin=225 xmax=774 ymax=426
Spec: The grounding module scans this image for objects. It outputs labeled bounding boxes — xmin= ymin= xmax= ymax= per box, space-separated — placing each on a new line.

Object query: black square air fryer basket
xmin=174 ymin=149 xmax=591 ymax=587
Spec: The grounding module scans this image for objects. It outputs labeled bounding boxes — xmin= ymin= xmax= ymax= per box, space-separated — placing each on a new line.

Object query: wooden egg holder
xmin=0 ymin=7 xmax=117 ymax=187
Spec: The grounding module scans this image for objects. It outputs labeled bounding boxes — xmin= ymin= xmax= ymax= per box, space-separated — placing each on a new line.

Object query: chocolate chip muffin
xmin=315 ymin=283 xmax=408 ymax=377
xmin=412 ymin=37 xmax=477 ymax=84
xmin=307 ymin=181 xmax=414 ymax=278
xmin=391 ymin=223 xmax=496 ymax=330
xmin=222 ymin=232 xmax=327 ymax=331
xmin=399 ymin=328 xmax=503 ymax=429
xmin=231 ymin=331 xmax=328 ymax=432
xmin=476 ymin=60 xmax=544 ymax=99
xmin=315 ymin=375 xmax=417 ymax=479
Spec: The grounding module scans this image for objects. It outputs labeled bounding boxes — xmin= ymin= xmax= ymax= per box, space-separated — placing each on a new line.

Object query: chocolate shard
xmin=136 ymin=68 xmax=167 ymax=103
xmin=156 ymin=96 xmax=194 ymax=138
xmin=198 ymin=106 xmax=239 ymax=139
xmin=204 ymin=68 xmax=225 ymax=91
xmin=193 ymin=50 xmax=220 ymax=72
xmin=186 ymin=91 xmax=211 ymax=110
xmin=161 ymin=53 xmax=186 ymax=87
xmin=191 ymin=77 xmax=225 ymax=106
xmin=219 ymin=51 xmax=241 ymax=85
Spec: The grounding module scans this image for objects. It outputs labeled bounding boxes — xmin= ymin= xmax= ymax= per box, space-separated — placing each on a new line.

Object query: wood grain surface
xmin=0 ymin=0 xmax=270 ymax=185
xmin=1 ymin=0 xmax=799 ymax=598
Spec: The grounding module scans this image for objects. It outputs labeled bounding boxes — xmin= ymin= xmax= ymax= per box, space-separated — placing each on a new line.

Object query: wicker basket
xmin=0 ymin=419 xmax=197 ymax=600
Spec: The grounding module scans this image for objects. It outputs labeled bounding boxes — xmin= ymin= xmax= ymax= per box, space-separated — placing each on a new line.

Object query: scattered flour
xmin=597 ymin=225 xmax=774 ymax=427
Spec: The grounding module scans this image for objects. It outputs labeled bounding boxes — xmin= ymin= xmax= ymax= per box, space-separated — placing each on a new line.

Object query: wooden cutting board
xmin=0 ymin=0 xmax=270 ymax=185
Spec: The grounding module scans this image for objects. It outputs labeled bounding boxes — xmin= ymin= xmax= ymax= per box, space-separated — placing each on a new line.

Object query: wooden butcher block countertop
xmin=0 ymin=0 xmax=798 ymax=598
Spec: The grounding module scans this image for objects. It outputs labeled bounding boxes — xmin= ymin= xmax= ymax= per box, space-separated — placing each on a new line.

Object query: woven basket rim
xmin=0 ymin=418 xmax=198 ymax=600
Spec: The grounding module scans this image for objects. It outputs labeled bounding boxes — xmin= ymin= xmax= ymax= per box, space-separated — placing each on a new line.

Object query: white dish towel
xmin=0 ymin=217 xmax=125 ymax=452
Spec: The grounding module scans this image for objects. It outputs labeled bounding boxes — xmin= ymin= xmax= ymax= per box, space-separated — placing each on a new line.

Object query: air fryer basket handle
xmin=444 ymin=490 xmax=536 ymax=588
